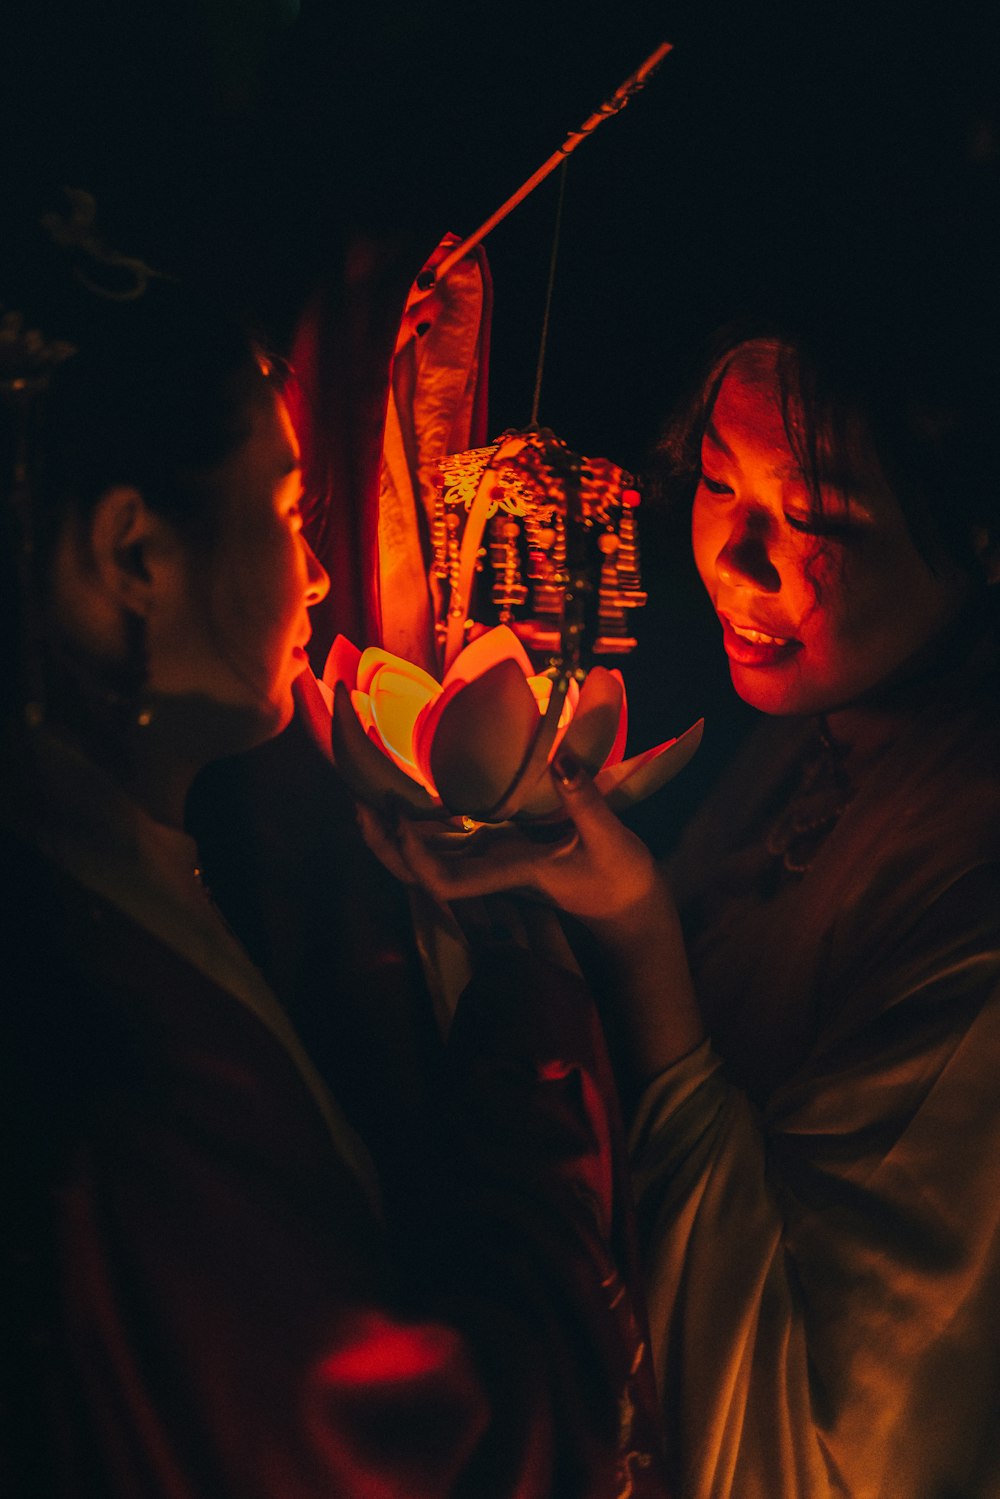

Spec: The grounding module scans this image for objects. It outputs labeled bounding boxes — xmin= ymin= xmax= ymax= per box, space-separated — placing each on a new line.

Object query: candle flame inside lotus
xmin=295 ymin=625 xmax=702 ymax=823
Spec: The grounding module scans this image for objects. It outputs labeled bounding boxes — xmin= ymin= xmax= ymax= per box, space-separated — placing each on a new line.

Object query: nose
xmin=716 ymin=508 xmax=780 ymax=593
xmin=303 ymin=537 xmax=330 ymax=606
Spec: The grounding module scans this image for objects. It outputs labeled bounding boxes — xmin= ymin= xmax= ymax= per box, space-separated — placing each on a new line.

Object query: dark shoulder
xmin=0 ymin=833 xmax=133 ymax=1160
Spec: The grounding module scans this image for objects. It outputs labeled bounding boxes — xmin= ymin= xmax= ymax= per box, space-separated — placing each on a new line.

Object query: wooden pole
xmin=395 ymin=39 xmax=673 ymax=351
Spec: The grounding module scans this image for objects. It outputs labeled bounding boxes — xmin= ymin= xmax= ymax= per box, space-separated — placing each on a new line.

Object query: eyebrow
xmin=703 ymin=422 xmax=804 ymax=482
xmin=702 ymin=419 xmax=735 ymax=460
xmin=702 ymin=422 xmax=874 ymax=513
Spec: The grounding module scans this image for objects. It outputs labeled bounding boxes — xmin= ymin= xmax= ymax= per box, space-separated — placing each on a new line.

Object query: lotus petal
xmin=332 ymin=681 xmax=438 ymax=815
xmin=356 ymin=646 xmax=440 ymax=698
xmin=429 ymin=658 xmax=542 ymax=819
xmin=442 ymin=623 xmax=534 ymax=691
xmin=487 ymin=672 xmax=574 ymax=822
xmin=524 ymin=673 xmax=576 ymax=728
xmin=560 ymin=667 xmax=625 ymax=773
xmin=597 ymin=719 xmax=704 ymax=812
xmin=412 ymin=677 xmax=467 ymax=792
xmin=604 ymin=669 xmax=628 ymax=768
xmin=350 ymin=689 xmax=377 ymax=739
xmin=512 ymin=668 xmax=626 ymax=819
xmin=368 ymin=668 xmax=439 ymax=789
xmin=293 ymin=669 xmax=335 ymax=762
xmin=322 ymin=634 xmax=362 ymax=692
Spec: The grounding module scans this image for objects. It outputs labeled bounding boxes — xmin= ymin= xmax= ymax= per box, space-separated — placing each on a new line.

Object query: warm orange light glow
xmin=294 ymin=624 xmax=705 ymax=824
xmin=526 ymin=673 xmax=579 ymax=731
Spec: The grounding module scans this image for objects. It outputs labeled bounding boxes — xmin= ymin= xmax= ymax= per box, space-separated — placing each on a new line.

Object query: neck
xmin=44 ymin=680 xmax=268 ymax=830
xmin=41 ymin=706 xmax=196 ymax=828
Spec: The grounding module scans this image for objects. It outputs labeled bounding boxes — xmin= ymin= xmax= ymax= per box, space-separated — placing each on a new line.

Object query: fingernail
xmin=553 ymin=748 xmax=582 ymax=787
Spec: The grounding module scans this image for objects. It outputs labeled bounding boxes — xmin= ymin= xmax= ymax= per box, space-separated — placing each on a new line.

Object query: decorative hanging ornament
xmin=431 ymin=426 xmax=648 ymax=674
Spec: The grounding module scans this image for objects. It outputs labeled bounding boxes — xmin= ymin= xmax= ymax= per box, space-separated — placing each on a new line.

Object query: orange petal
xmin=412 ymin=678 xmax=467 ymax=792
xmin=525 ymin=673 xmax=578 ymax=730
xmin=350 ymin=689 xmax=377 ymax=738
xmin=489 ymin=673 xmax=574 ymax=821
xmin=369 ymin=669 xmax=440 ymax=789
xmin=322 ymin=635 xmax=362 ymax=692
xmin=604 ymin=669 xmax=628 ymax=768
xmin=293 ymin=669 xmax=334 ymax=762
xmin=442 ymin=623 xmax=533 ymax=691
xmin=332 ymin=682 xmax=439 ymax=815
xmin=597 ymin=720 xmax=704 ymax=811
xmin=559 ymin=666 xmax=625 ymax=775
xmin=526 ymin=674 xmax=552 ymax=714
xmin=356 ymin=647 xmax=441 ymax=697
xmin=429 ymin=658 xmax=542 ymax=819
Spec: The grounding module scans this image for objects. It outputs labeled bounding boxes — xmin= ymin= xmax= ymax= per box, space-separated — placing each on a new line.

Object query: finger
xmin=394 ymin=813 xmax=576 ymax=903
xmin=550 ymin=748 xmax=625 ymax=842
xmin=355 ymin=802 xmax=417 ymax=886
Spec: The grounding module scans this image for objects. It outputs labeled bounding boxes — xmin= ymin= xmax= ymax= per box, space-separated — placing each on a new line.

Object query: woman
xmin=0 ymin=280 xmax=666 ymax=1497
xmin=365 ymin=304 xmax=1000 ymax=1496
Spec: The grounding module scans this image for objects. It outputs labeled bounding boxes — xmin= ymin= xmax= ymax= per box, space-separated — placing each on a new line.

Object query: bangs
xmin=654 ymin=325 xmax=942 ymax=559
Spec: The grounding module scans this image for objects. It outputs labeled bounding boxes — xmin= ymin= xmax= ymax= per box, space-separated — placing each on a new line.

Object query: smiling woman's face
xmin=690 ymin=341 xmax=972 ymax=718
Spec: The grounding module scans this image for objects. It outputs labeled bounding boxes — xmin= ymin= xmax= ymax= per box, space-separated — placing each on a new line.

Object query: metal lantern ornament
xmin=433 ymin=426 xmax=648 ymax=672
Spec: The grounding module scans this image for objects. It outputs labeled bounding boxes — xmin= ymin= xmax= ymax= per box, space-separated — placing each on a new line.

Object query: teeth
xmin=732 ymin=624 xmax=791 ymax=646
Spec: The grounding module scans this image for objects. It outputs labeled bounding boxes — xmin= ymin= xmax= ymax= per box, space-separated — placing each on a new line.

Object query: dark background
xmin=4 ymin=0 xmax=999 ymax=846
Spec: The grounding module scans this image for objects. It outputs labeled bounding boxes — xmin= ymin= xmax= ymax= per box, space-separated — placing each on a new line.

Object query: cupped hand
xmin=356 ymin=751 xmax=666 ymax=933
xmin=358 ymin=752 xmax=705 ymax=1080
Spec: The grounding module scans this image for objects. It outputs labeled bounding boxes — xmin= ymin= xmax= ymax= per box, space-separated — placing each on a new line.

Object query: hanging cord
xmin=530 ymin=158 xmax=569 ymax=427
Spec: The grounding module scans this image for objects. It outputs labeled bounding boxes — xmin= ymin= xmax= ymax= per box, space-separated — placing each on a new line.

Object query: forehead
xmin=242 ymin=386 xmax=300 ymax=469
xmin=705 ymin=345 xmax=899 ymax=518
xmin=705 ymin=344 xmax=796 ymax=461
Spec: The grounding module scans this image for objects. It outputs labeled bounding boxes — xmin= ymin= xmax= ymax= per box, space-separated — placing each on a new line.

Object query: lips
xmin=720 ymin=614 xmax=801 ymax=666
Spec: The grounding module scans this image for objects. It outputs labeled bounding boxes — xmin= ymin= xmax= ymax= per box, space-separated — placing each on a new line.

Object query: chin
xmin=236 ymin=691 xmax=295 ymax=751
xmin=262 ymin=694 xmax=296 ymax=740
xmin=729 ymin=662 xmax=824 ymax=717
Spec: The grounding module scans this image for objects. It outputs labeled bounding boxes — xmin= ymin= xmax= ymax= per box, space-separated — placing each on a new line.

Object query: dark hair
xmin=655 ymin=291 xmax=1000 ymax=579
xmin=37 ymin=288 xmax=267 ymax=540
xmin=1 ymin=280 xmax=268 ymax=722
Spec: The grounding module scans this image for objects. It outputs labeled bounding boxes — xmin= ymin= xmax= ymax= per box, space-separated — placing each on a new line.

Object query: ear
xmin=87 ymin=486 xmax=180 ymax=616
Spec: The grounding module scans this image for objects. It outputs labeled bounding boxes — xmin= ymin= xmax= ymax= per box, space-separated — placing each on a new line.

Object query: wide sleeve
xmin=629 ymin=863 xmax=1000 ymax=1499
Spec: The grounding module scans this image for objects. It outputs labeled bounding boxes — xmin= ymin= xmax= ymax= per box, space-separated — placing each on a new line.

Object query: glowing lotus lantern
xmin=296 ymin=624 xmax=702 ymax=824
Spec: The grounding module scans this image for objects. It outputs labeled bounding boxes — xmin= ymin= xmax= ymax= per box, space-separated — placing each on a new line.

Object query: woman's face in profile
xmin=172 ymin=386 xmax=329 ymax=742
xmin=690 ymin=342 xmax=972 ymax=719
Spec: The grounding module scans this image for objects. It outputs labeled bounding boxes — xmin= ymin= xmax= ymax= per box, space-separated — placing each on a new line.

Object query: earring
xmin=121 ymin=612 xmax=154 ymax=728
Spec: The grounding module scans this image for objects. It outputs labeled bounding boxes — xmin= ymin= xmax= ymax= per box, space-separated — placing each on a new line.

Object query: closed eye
xmin=784 ymin=510 xmax=854 ymax=539
xmin=699 ymin=473 xmax=734 ymax=496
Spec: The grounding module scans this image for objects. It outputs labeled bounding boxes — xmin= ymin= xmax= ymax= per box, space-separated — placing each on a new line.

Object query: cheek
xmin=796 ymin=542 xmax=920 ymax=687
xmin=690 ymin=498 xmax=719 ymax=590
xmin=793 ymin=542 xmax=843 ymax=632
xmin=211 ymin=532 xmax=295 ymax=657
